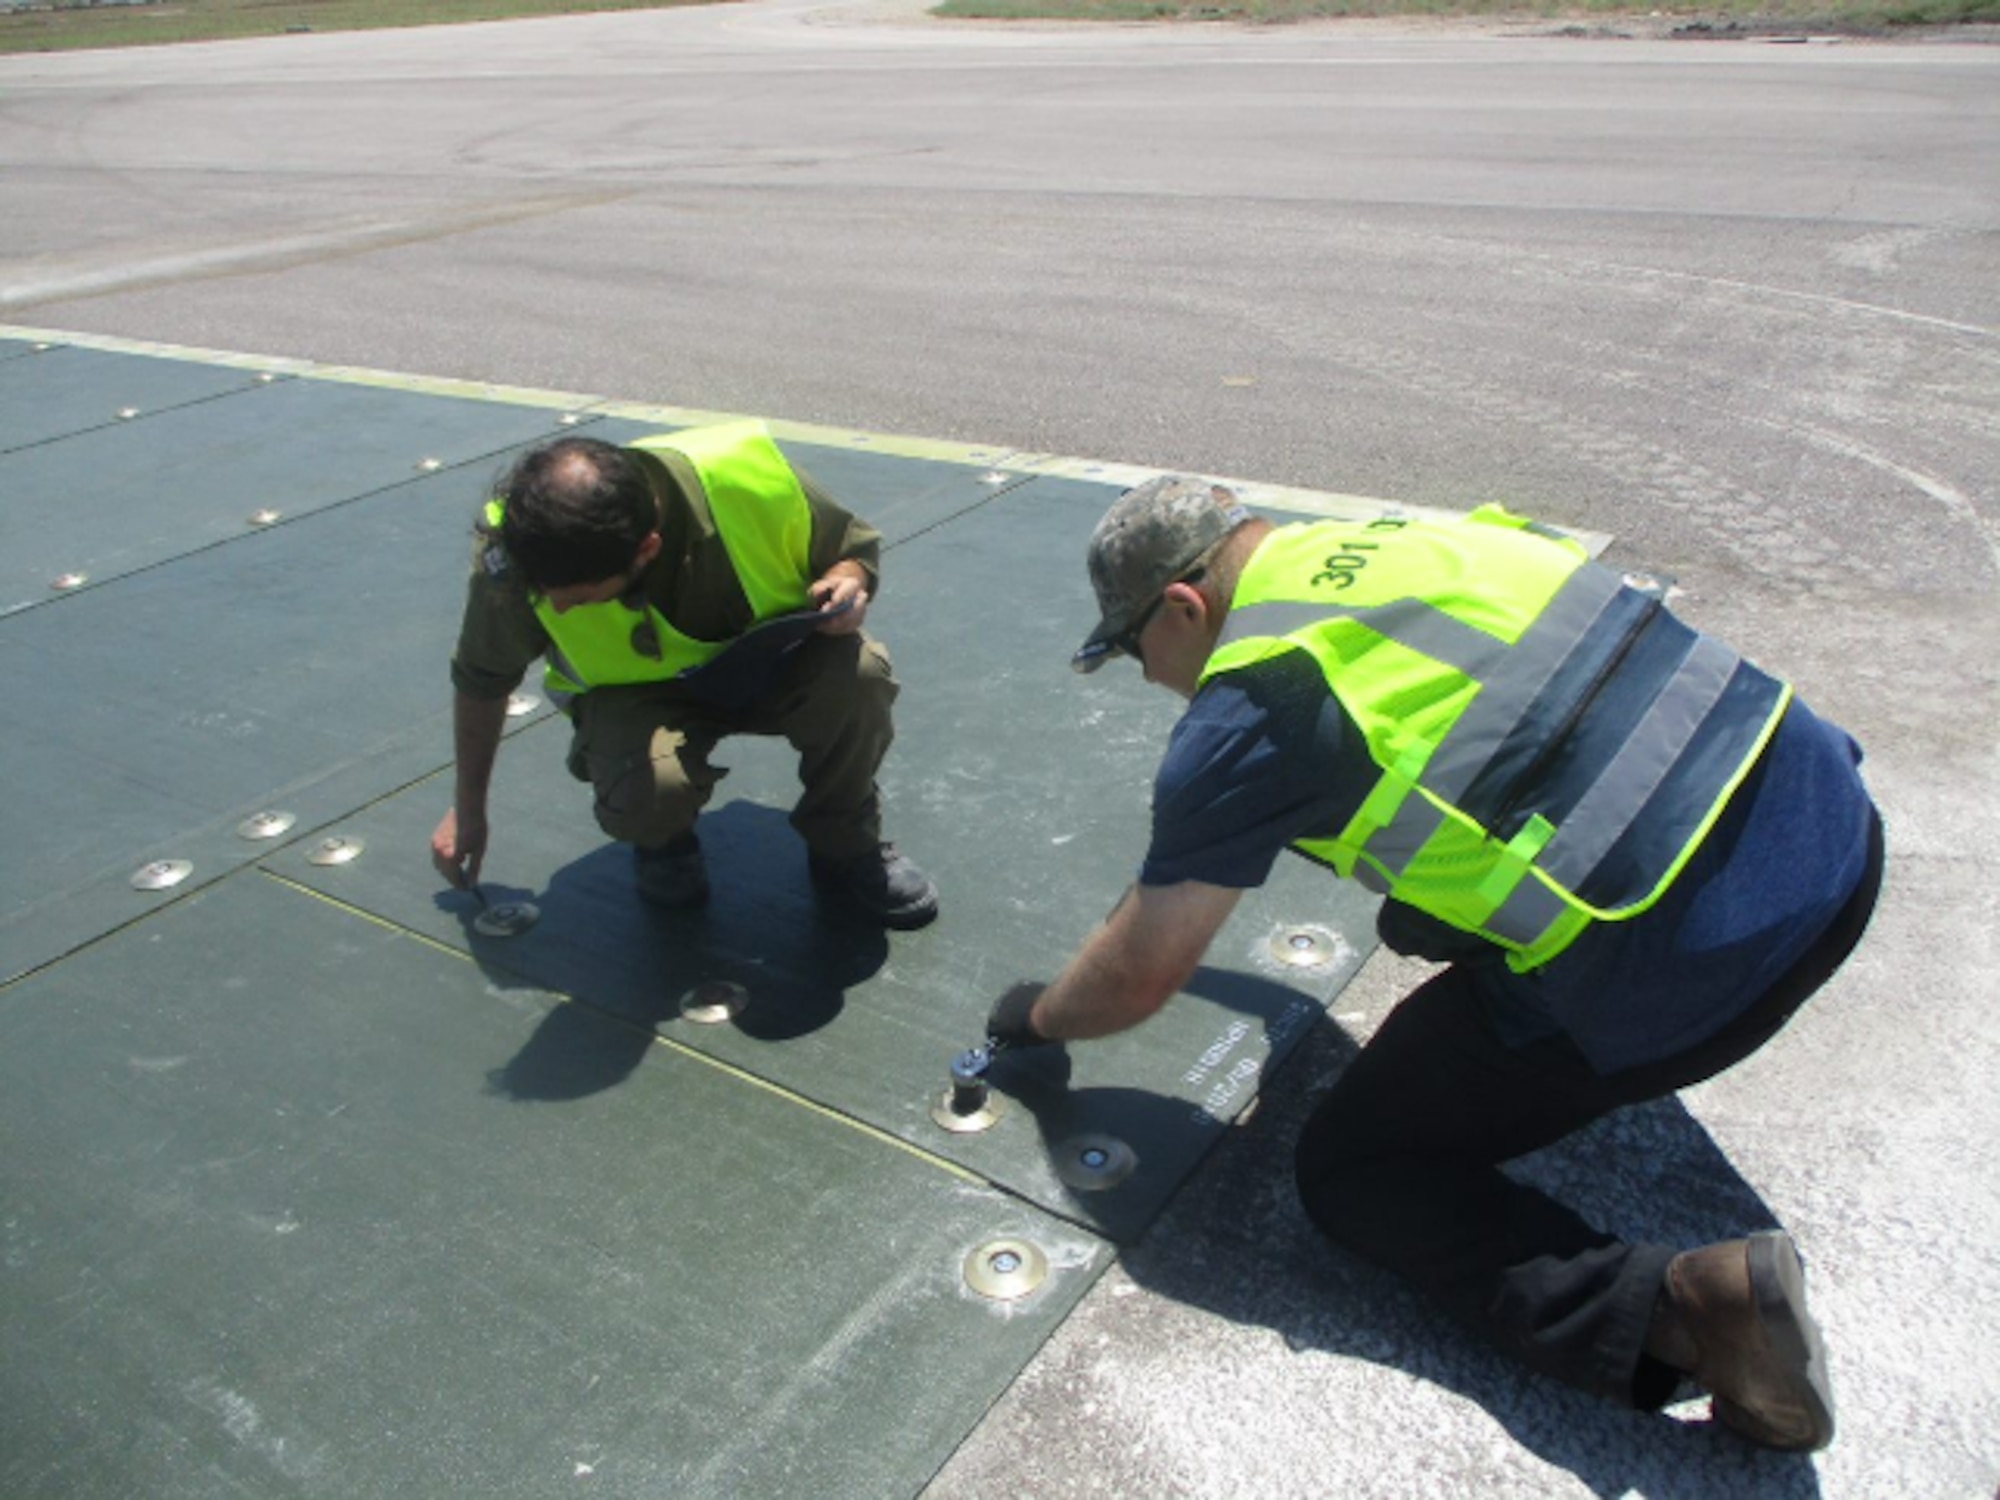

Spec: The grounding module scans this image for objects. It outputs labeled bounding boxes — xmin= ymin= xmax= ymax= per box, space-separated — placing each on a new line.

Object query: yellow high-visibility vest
xmin=1202 ymin=505 xmax=1791 ymax=970
xmin=484 ymin=421 xmax=814 ymax=703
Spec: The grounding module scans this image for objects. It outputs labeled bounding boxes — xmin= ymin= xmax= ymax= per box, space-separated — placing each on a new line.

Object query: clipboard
xmin=672 ymin=597 xmax=856 ymax=712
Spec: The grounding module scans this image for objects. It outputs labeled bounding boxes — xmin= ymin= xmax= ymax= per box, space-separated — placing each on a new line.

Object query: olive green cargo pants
xmin=564 ymin=632 xmax=897 ymax=861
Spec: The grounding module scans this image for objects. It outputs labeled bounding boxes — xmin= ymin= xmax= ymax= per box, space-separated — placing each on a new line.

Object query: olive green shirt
xmin=450 ymin=443 xmax=883 ymax=702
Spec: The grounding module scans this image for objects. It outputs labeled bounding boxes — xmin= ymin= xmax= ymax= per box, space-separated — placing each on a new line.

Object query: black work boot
xmin=634 ymin=833 xmax=709 ymax=908
xmin=1645 ymin=1231 xmax=1836 ymax=1452
xmin=807 ymin=842 xmax=939 ymax=930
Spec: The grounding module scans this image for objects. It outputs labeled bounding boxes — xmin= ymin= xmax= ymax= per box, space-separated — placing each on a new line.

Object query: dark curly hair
xmin=482 ymin=438 xmax=657 ymax=590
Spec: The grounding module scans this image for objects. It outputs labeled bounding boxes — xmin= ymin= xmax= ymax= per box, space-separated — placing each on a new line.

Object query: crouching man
xmin=432 ymin=423 xmax=938 ymax=929
xmin=990 ymin=477 xmax=1879 ymax=1450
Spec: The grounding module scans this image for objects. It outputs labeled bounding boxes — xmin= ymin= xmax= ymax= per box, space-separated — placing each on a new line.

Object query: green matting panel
xmin=0 ymin=342 xmax=268 ymax=454
xmin=1 ymin=339 xmax=1385 ymax=1497
xmin=0 ymin=457 xmax=563 ymax=984
xmin=0 ymin=370 xmax=584 ymax=612
xmin=0 ymin=875 xmax=1102 ymax=1499
xmin=272 ymin=475 xmax=1380 ymax=1243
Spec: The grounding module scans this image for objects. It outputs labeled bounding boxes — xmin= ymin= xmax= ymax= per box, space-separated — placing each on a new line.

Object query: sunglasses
xmin=1114 ymin=564 xmax=1206 ymax=665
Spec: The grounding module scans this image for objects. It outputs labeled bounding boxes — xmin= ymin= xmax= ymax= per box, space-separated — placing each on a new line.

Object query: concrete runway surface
xmin=3 ymin=5 xmax=1996 ymax=1495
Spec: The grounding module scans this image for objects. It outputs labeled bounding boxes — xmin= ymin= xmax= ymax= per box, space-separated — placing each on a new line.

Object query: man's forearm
xmin=1028 ymin=880 xmax=1245 ymax=1042
xmin=1032 ymin=924 xmax=1178 ymax=1041
xmin=452 ymin=691 xmax=510 ymax=812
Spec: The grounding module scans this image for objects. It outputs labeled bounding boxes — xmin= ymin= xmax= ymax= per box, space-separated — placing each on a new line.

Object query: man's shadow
xmin=1004 ymin=1010 xmax=1825 ymax=1499
xmin=433 ymin=802 xmax=889 ymax=1102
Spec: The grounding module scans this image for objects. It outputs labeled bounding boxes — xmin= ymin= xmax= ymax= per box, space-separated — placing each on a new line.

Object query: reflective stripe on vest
xmin=490 ymin=421 xmax=814 ymax=704
xmin=1203 ymin=509 xmax=1791 ymax=969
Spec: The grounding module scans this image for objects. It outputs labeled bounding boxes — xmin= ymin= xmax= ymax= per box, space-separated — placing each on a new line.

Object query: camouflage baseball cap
xmin=1072 ymin=476 xmax=1253 ymax=673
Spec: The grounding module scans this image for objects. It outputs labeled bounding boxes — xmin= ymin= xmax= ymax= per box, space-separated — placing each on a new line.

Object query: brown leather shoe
xmin=1647 ymin=1231 xmax=1836 ymax=1452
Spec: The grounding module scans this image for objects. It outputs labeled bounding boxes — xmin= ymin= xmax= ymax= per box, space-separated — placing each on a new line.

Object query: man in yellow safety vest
xmin=431 ymin=422 xmax=938 ymax=929
xmin=988 ymin=476 xmax=1880 ymax=1451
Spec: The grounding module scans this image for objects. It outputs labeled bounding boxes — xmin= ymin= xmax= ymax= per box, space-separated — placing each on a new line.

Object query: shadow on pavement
xmin=1114 ymin=1014 xmax=1826 ymax=1499
xmin=434 ymin=802 xmax=892 ymax=1098
xmin=485 ymin=998 xmax=656 ymax=1102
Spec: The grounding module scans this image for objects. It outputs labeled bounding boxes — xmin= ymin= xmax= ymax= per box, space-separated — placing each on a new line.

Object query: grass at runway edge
xmin=0 ymin=0 xmax=719 ymax=54
xmin=0 ymin=0 xmax=1988 ymax=51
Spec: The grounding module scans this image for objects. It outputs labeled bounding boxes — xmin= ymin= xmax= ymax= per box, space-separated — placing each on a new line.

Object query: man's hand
xmin=436 ymin=690 xmax=508 ymax=890
xmin=431 ymin=806 xmax=489 ymax=890
xmin=810 ymin=562 xmax=870 ymax=635
xmin=986 ymin=981 xmax=1051 ymax=1050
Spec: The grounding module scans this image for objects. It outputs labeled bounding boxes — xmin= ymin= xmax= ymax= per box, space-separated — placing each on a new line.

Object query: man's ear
xmin=1162 ymin=579 xmax=1209 ymax=629
xmin=633 ymin=531 xmax=664 ymax=570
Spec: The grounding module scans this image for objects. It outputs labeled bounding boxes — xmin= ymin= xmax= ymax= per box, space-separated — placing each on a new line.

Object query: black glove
xmin=986 ymin=981 xmax=1051 ymax=1051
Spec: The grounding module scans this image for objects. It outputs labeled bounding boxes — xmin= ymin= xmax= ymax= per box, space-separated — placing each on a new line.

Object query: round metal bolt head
xmin=52 ymin=572 xmax=88 ymax=591
xmin=473 ymin=900 xmax=540 ymax=938
xmin=505 ymin=692 xmax=542 ymax=718
xmin=416 ymin=457 xmax=443 ymax=473
xmin=130 ymin=859 xmax=193 ymax=891
xmin=236 ymin=810 xmax=297 ymax=841
xmin=306 ymin=835 xmax=365 ymax=866
xmin=117 ymin=407 xmax=140 ymax=420
xmin=248 ymin=508 xmax=283 ymax=527
xmin=1266 ymin=923 xmax=1348 ymax=974
xmin=1053 ymin=1133 xmax=1138 ymax=1191
xmin=963 ymin=1237 xmax=1049 ymax=1301
xmin=678 ymin=980 xmax=748 ymax=1024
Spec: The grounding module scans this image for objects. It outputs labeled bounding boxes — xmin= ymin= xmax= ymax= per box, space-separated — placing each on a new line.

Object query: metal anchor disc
xmin=963 ymin=1238 xmax=1049 ymax=1301
xmin=473 ymin=900 xmax=540 ymax=938
xmin=931 ymin=1046 xmax=1005 ymax=1133
xmin=505 ymin=692 xmax=542 ymax=717
xmin=248 ymin=508 xmax=283 ymax=527
xmin=931 ymin=1084 xmax=1006 ymax=1134
xmin=678 ymin=980 xmax=747 ymax=1024
xmin=51 ymin=572 xmax=88 ymax=591
xmin=306 ymin=834 xmax=365 ymax=866
xmin=236 ymin=810 xmax=296 ymax=841
xmin=1053 ymin=1133 xmax=1137 ymax=1191
xmin=1268 ymin=924 xmax=1345 ymax=972
xmin=130 ymin=859 xmax=193 ymax=891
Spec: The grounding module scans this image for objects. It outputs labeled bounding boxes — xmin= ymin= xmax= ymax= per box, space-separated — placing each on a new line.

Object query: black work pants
xmin=1293 ymin=814 xmax=1883 ymax=1408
